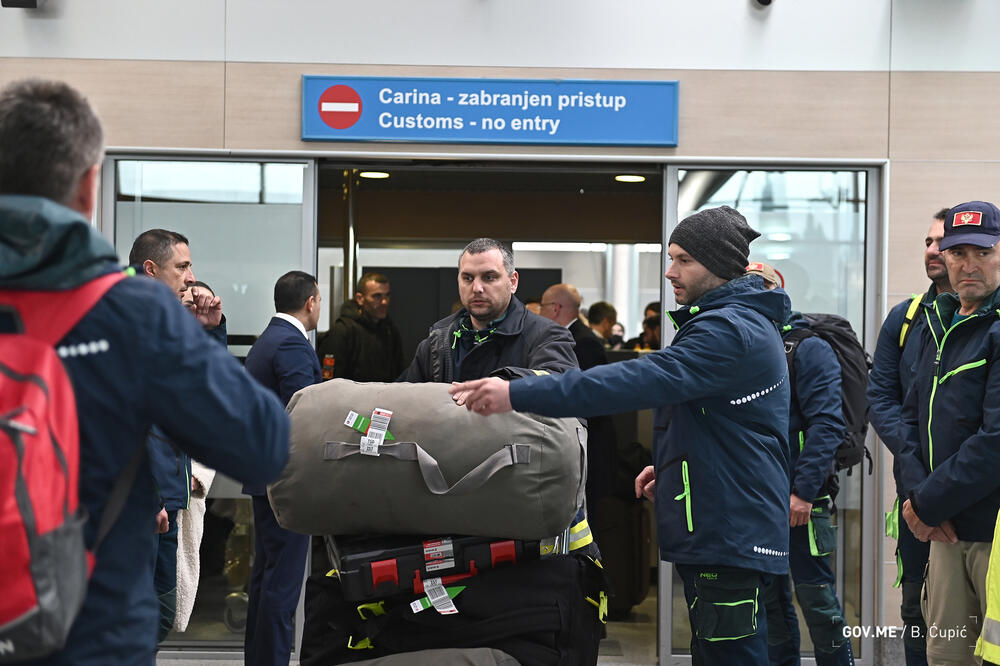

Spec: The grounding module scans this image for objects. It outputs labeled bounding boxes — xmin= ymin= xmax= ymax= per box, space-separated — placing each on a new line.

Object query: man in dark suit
xmin=540 ymin=283 xmax=616 ymax=506
xmin=540 ymin=283 xmax=608 ymax=371
xmin=243 ymin=271 xmax=322 ymax=666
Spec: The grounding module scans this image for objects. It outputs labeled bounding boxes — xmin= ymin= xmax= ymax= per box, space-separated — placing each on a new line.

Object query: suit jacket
xmin=567 ymin=318 xmax=618 ymax=504
xmin=242 ymin=316 xmax=322 ymax=495
xmin=569 ymin=318 xmax=608 ymax=370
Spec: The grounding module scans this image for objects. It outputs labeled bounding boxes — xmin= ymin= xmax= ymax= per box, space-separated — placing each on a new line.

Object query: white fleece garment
xmin=173 ymin=460 xmax=216 ymax=632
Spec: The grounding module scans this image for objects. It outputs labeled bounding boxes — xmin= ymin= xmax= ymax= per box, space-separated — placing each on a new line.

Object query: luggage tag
xmin=410 ymin=579 xmax=462 ymax=615
xmin=344 ymin=410 xmax=396 ymax=440
xmin=423 ymin=538 xmax=456 ymax=573
xmin=359 ymin=408 xmax=392 ymax=456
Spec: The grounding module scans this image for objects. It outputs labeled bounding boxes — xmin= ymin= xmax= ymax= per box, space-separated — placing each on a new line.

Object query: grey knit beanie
xmin=668 ymin=206 xmax=760 ymax=280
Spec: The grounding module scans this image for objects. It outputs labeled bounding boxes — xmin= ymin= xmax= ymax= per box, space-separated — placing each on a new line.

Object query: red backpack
xmin=0 ymin=271 xmax=140 ymax=661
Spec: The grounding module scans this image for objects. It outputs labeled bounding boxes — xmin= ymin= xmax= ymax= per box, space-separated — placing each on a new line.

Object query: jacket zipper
xmin=925 ymin=304 xmax=978 ymax=471
xmin=672 ymin=459 xmax=694 ymax=533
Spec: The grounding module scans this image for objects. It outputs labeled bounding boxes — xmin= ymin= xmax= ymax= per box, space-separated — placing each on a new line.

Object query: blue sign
xmin=302 ymin=76 xmax=678 ymax=147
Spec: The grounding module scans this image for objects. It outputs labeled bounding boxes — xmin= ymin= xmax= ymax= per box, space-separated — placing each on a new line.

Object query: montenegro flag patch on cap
xmin=953 ymin=211 xmax=983 ymax=227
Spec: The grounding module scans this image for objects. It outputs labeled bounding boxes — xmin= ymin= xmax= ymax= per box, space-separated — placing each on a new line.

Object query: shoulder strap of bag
xmin=898 ymin=293 xmax=923 ymax=350
xmin=782 ymin=327 xmax=813 ymax=404
xmin=2 ymin=271 xmax=126 ymax=344
xmin=93 ymin=443 xmax=146 ymax=552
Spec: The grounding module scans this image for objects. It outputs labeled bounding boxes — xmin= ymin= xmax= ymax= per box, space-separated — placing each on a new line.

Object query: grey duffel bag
xmin=267 ymin=379 xmax=586 ymax=539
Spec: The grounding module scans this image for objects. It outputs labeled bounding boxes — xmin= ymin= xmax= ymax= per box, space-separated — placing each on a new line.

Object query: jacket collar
xmin=0 ymin=194 xmax=120 ymax=290
xmin=667 ymin=275 xmax=790 ymax=331
xmin=437 ymin=296 xmax=527 ymax=337
xmin=274 ymin=313 xmax=309 ymax=339
xmin=932 ymin=285 xmax=1000 ymax=330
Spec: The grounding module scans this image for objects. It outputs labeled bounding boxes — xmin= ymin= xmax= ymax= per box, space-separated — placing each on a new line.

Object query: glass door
xmin=660 ymin=165 xmax=881 ymax=664
xmin=100 ymin=156 xmax=316 ymax=653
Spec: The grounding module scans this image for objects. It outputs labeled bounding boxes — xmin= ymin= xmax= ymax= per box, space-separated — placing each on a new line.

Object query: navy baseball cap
xmin=940 ymin=201 xmax=1000 ymax=251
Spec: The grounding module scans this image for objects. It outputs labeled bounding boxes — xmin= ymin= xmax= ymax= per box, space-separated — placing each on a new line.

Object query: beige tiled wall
xmin=0 ymin=58 xmax=225 ymax=149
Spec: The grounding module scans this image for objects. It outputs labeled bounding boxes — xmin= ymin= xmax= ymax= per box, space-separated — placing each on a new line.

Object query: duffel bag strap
xmin=323 ymin=441 xmax=531 ymax=496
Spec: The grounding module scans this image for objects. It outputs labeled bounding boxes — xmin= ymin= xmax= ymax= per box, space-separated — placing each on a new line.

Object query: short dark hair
xmin=460 ymin=238 xmax=514 ymax=275
xmin=0 ymin=79 xmax=104 ymax=206
xmin=192 ymin=280 xmax=213 ymax=295
xmin=588 ymin=301 xmax=617 ymax=325
xmin=644 ymin=301 xmax=661 ymax=316
xmin=356 ymin=272 xmax=389 ymax=294
xmin=129 ymin=229 xmax=190 ymax=266
xmin=274 ymin=271 xmax=318 ymax=314
xmin=934 ymin=208 xmax=949 ymax=221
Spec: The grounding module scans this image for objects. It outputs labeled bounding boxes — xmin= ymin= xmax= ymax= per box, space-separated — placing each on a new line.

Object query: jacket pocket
xmin=658 ymin=456 xmax=693 ymax=534
xmin=690 ymin=569 xmax=761 ymax=641
xmin=937 ymin=358 xmax=987 ymax=385
xmin=672 ymin=460 xmax=694 ymax=534
xmin=808 ymin=497 xmax=837 ymax=557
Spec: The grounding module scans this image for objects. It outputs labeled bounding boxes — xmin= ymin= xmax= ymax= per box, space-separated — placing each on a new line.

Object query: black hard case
xmin=329 ymin=534 xmax=540 ymax=602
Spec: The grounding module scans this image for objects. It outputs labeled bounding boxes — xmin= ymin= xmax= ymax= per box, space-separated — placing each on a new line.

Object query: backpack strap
xmin=898 ymin=293 xmax=923 ymax=350
xmin=782 ymin=326 xmax=813 ymax=407
xmin=93 ymin=442 xmax=146 ymax=553
xmin=1 ymin=271 xmax=126 ymax=345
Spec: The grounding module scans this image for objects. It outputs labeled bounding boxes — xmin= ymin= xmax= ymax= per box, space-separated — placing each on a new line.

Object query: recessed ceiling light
xmin=768 ymin=232 xmax=792 ymax=242
xmin=615 ymin=174 xmax=646 ymax=183
xmin=359 ymin=171 xmax=390 ymax=179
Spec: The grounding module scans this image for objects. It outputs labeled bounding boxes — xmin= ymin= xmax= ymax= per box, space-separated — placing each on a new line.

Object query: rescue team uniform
xmin=400 ymin=296 xmax=578 ymax=382
xmin=400 ymin=296 xmax=596 ymax=553
xmin=897 ymin=288 xmax=1000 ymax=664
xmin=507 ymin=275 xmax=792 ymax=664
xmin=765 ymin=313 xmax=853 ymax=666
xmin=0 ymin=196 xmax=289 ymax=665
xmin=867 ymin=286 xmax=937 ymax=664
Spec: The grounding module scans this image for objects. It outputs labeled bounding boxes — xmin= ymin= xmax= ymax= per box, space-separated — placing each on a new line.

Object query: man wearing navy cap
xmin=895 ymin=201 xmax=1000 ymax=664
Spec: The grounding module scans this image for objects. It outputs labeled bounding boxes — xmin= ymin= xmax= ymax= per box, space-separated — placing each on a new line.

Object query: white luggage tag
xmin=344 ymin=410 xmax=362 ymax=428
xmin=360 ymin=407 xmax=392 ymax=456
xmin=409 ymin=577 xmax=459 ymax=615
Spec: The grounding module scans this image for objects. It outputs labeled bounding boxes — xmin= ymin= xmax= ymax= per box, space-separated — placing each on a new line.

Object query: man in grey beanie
xmin=452 ymin=206 xmax=793 ymax=665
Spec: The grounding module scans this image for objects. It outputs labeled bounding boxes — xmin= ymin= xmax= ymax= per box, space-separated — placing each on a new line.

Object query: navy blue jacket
xmin=867 ymin=286 xmax=936 ymax=494
xmin=509 ymin=275 xmax=792 ymax=574
xmin=131 ymin=263 xmax=229 ymax=512
xmin=0 ymin=196 xmax=289 ymax=665
xmin=783 ymin=313 xmax=845 ymax=502
xmin=897 ymin=288 xmax=1000 ymax=542
xmin=400 ymin=296 xmax=577 ymax=382
xmin=243 ymin=316 xmax=322 ymax=496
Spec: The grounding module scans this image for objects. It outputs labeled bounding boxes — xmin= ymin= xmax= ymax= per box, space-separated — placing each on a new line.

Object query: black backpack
xmin=783 ymin=313 xmax=873 ymax=475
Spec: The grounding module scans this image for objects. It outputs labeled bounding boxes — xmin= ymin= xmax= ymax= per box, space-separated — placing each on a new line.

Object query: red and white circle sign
xmin=318 ymin=85 xmax=363 ymax=129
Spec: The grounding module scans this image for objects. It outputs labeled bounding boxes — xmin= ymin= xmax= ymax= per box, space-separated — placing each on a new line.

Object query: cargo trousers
xmin=676 ymin=563 xmax=771 ymax=666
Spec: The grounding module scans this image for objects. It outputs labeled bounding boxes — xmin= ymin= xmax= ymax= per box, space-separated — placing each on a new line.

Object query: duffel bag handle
xmin=323 ymin=441 xmax=531 ymax=496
